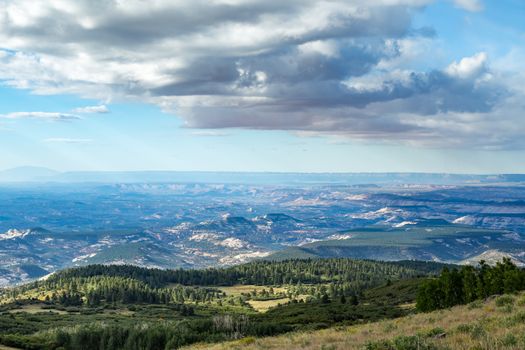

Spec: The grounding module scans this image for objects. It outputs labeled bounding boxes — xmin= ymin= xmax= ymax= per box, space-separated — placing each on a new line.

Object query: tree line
xmin=416 ymin=258 xmax=525 ymax=312
xmin=48 ymin=258 xmax=445 ymax=288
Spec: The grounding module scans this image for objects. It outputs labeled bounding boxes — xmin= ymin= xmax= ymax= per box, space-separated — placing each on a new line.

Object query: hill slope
xmin=191 ymin=292 xmax=525 ymax=350
xmin=267 ymin=223 xmax=525 ymax=264
xmin=0 ymin=260 xmax=444 ymax=350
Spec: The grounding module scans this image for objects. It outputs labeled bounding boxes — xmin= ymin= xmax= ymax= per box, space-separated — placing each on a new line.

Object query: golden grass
xmin=7 ymin=304 xmax=67 ymax=315
xmin=0 ymin=289 xmax=66 ymax=305
xmin=185 ymin=293 xmax=525 ymax=350
xmin=217 ymin=285 xmax=287 ymax=297
xmin=215 ymin=285 xmax=291 ymax=312
xmin=246 ymin=299 xmax=288 ymax=313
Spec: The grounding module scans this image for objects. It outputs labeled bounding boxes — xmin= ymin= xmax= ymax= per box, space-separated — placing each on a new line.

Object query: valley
xmin=1 ymin=180 xmax=525 ymax=286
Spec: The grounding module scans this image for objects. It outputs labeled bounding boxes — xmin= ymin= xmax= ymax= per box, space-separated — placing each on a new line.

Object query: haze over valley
xmin=2 ymin=172 xmax=525 ymax=286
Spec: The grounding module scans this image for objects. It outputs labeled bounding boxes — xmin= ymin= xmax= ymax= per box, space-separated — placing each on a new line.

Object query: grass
xmin=247 ymin=299 xmax=287 ymax=313
xmin=7 ymin=304 xmax=67 ymax=315
xmin=217 ymin=285 xmax=291 ymax=312
xmin=217 ymin=285 xmax=288 ymax=297
xmin=186 ymin=292 xmax=525 ymax=350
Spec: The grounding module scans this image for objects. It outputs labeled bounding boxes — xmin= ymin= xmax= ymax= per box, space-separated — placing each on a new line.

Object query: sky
xmin=0 ymin=0 xmax=524 ymax=173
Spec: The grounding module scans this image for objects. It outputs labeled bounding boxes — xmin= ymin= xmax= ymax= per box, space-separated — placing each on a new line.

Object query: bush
xmin=495 ymin=295 xmax=515 ymax=307
xmin=365 ymin=335 xmax=438 ymax=350
xmin=469 ymin=324 xmax=486 ymax=339
xmin=467 ymin=300 xmax=483 ymax=309
xmin=456 ymin=324 xmax=472 ymax=334
xmin=236 ymin=337 xmax=256 ymax=345
xmin=382 ymin=323 xmax=397 ymax=333
xmin=501 ymin=333 xmax=518 ymax=346
xmin=509 ymin=311 xmax=525 ymax=325
xmin=365 ymin=340 xmax=394 ymax=350
xmin=321 ymin=345 xmax=337 ymax=350
xmin=420 ymin=327 xmax=445 ymax=338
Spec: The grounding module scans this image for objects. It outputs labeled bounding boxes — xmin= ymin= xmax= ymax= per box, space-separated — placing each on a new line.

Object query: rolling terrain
xmin=1 ymin=181 xmax=525 ymax=286
xmin=269 ymin=222 xmax=525 ymax=265
xmin=193 ymin=292 xmax=525 ymax=350
xmin=1 ymin=258 xmax=524 ymax=350
xmin=0 ymin=259 xmax=444 ymax=349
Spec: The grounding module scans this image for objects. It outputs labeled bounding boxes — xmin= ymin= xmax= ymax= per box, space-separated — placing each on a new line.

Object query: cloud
xmin=43 ymin=138 xmax=92 ymax=144
xmin=452 ymin=0 xmax=483 ymax=12
xmin=0 ymin=0 xmax=521 ymax=149
xmin=0 ymin=112 xmax=80 ymax=121
xmin=72 ymin=105 xmax=109 ymax=114
xmin=191 ymin=131 xmax=230 ymax=137
xmin=445 ymin=52 xmax=487 ymax=79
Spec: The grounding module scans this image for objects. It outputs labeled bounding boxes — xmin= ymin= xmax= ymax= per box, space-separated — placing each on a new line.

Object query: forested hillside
xmin=3 ymin=258 xmax=525 ymax=350
xmin=1 ymin=259 xmax=444 ymax=308
xmin=49 ymin=259 xmax=445 ymax=286
xmin=0 ymin=259 xmax=444 ymax=350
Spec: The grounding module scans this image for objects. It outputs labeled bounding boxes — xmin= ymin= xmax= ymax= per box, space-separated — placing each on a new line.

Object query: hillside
xmin=191 ymin=292 xmax=525 ymax=350
xmin=267 ymin=223 xmax=524 ymax=264
xmin=2 ymin=258 xmax=524 ymax=350
xmin=0 ymin=259 xmax=442 ymax=350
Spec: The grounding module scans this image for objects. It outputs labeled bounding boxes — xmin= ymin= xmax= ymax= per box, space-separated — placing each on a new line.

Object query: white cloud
xmin=0 ymin=112 xmax=80 ymax=121
xmin=445 ymin=52 xmax=487 ymax=79
xmin=72 ymin=105 xmax=109 ymax=114
xmin=191 ymin=131 xmax=230 ymax=137
xmin=0 ymin=0 xmax=521 ymax=149
xmin=452 ymin=0 xmax=483 ymax=12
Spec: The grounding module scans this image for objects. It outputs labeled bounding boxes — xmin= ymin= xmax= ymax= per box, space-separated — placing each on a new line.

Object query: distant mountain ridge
xmin=2 ymin=167 xmax=525 ymax=184
xmin=0 ymin=166 xmax=60 ymax=182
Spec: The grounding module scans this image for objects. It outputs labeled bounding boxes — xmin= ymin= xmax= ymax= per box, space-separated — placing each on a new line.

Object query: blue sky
xmin=1 ymin=0 xmax=524 ymax=173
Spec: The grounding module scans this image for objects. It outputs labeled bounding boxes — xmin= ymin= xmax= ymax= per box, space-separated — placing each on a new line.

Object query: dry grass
xmin=185 ymin=293 xmax=525 ymax=350
xmin=217 ymin=285 xmax=288 ymax=297
xmin=0 ymin=289 xmax=65 ymax=305
xmin=217 ymin=285 xmax=291 ymax=312
xmin=7 ymin=304 xmax=67 ymax=315
xmin=246 ymin=299 xmax=288 ymax=313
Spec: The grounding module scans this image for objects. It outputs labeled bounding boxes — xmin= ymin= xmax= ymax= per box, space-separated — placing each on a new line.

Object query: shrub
xmin=469 ymin=324 xmax=486 ymax=339
xmin=382 ymin=323 xmax=397 ymax=333
xmin=365 ymin=335 xmax=438 ymax=350
xmin=456 ymin=324 xmax=472 ymax=334
xmin=236 ymin=336 xmax=256 ymax=345
xmin=321 ymin=345 xmax=337 ymax=350
xmin=501 ymin=304 xmax=514 ymax=313
xmin=495 ymin=295 xmax=515 ymax=307
xmin=420 ymin=327 xmax=445 ymax=338
xmin=501 ymin=333 xmax=518 ymax=346
xmin=467 ymin=300 xmax=483 ymax=310
xmin=510 ymin=311 xmax=525 ymax=325
xmin=365 ymin=340 xmax=393 ymax=350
